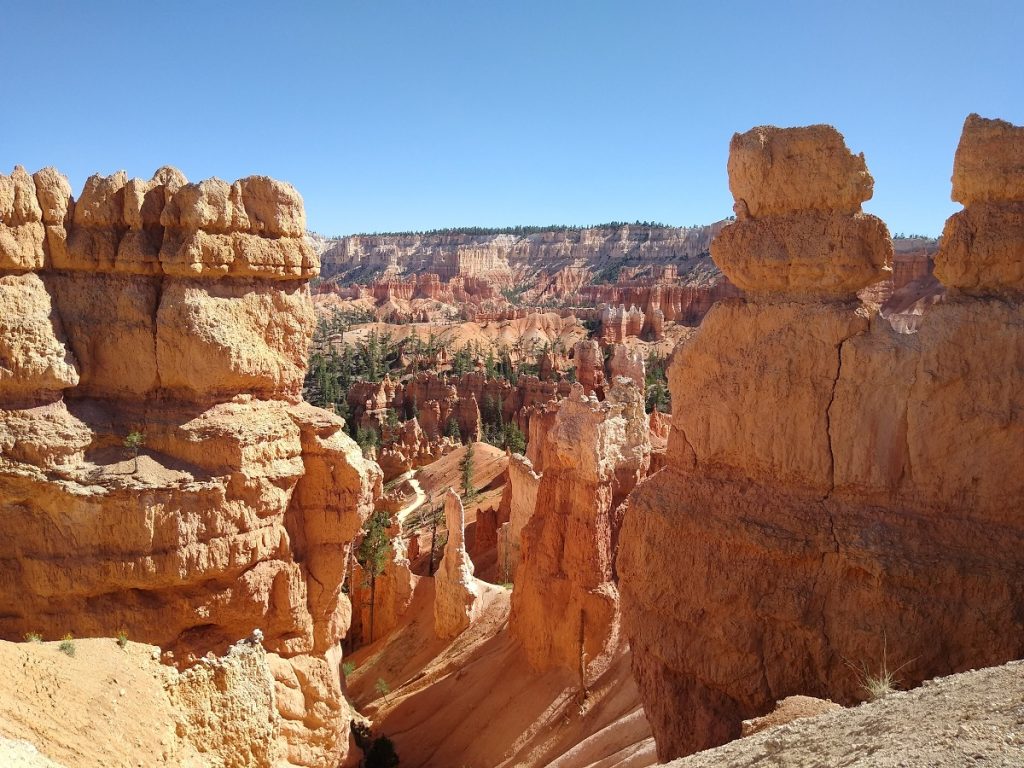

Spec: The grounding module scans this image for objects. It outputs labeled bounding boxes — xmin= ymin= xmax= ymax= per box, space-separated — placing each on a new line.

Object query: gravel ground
xmin=666 ymin=660 xmax=1024 ymax=767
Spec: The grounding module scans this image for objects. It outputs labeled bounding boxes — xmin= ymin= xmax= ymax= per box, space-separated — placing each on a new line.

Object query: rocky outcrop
xmin=0 ymin=165 xmax=380 ymax=767
xmin=495 ymin=452 xmax=542 ymax=581
xmin=739 ymin=695 xmax=841 ymax=737
xmin=608 ymin=344 xmax=645 ymax=389
xmin=618 ymin=119 xmax=1024 ymax=760
xmin=936 ymin=114 xmax=1024 ymax=295
xmin=573 ymin=339 xmax=606 ymax=397
xmin=433 ymin=489 xmax=481 ymax=638
xmin=510 ymin=380 xmax=650 ymax=676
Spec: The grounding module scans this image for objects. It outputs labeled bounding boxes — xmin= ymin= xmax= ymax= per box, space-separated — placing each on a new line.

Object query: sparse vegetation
xmin=644 ymin=351 xmax=671 ymax=413
xmin=356 ymin=510 xmax=394 ymax=643
xmin=116 ymin=630 xmax=129 ymax=649
xmin=846 ymin=636 xmax=914 ymax=701
xmin=460 ymin=442 xmax=477 ymax=501
xmin=342 ymin=661 xmax=356 ymax=677
xmin=375 ymin=677 xmax=391 ymax=702
xmin=351 ymin=722 xmax=400 ymax=768
xmin=24 ymin=632 xmax=42 ymax=643
xmin=123 ymin=431 xmax=145 ymax=473
xmin=365 ymin=735 xmax=400 ymax=768
xmin=58 ymin=632 xmax=75 ymax=657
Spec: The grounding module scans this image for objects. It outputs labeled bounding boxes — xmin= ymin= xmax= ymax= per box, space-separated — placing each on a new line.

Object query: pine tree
xmin=461 ymin=441 xmax=477 ymax=501
xmin=356 ymin=511 xmax=392 ymax=643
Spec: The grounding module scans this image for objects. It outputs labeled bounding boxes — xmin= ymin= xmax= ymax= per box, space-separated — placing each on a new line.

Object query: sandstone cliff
xmin=318 ymin=223 xmax=727 ymax=284
xmin=0 ymin=166 xmax=381 ymax=767
xmin=617 ymin=118 xmax=1024 ymax=759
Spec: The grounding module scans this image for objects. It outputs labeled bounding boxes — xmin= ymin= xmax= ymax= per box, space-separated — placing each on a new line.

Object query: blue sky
xmin=2 ymin=1 xmax=1021 ymax=236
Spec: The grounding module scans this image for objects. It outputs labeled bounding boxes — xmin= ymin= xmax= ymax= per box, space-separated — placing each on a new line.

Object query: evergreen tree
xmin=356 ymin=510 xmax=392 ymax=643
xmin=461 ymin=441 xmax=477 ymax=501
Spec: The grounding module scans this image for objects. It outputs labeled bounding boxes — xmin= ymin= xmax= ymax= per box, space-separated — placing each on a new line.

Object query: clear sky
xmin=2 ymin=1 xmax=1021 ymax=236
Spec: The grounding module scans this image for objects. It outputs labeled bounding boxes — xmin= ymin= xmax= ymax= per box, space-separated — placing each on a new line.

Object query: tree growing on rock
xmin=356 ymin=510 xmax=393 ymax=643
xmin=123 ymin=431 xmax=145 ymax=473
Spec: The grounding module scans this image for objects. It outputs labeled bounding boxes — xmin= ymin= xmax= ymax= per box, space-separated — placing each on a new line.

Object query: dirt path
xmin=394 ymin=475 xmax=426 ymax=527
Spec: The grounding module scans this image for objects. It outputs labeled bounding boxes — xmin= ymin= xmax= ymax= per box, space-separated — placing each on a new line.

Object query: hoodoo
xmin=433 ymin=488 xmax=482 ymax=638
xmin=617 ymin=118 xmax=1024 ymax=760
xmin=510 ymin=379 xmax=650 ymax=675
xmin=0 ymin=166 xmax=380 ymax=766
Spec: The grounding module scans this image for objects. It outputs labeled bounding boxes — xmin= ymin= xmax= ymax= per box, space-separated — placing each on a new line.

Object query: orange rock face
xmin=618 ymin=119 xmax=1024 ymax=760
xmin=510 ymin=380 xmax=650 ymax=676
xmin=0 ymin=166 xmax=380 ymax=767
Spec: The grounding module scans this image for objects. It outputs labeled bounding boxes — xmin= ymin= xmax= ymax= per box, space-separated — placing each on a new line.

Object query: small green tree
xmin=356 ymin=511 xmax=392 ymax=643
xmin=502 ymin=422 xmax=527 ymax=454
xmin=374 ymin=677 xmax=391 ymax=702
xmin=445 ymin=418 xmax=462 ymax=442
xmin=461 ymin=441 xmax=477 ymax=501
xmin=124 ymin=431 xmax=145 ymax=473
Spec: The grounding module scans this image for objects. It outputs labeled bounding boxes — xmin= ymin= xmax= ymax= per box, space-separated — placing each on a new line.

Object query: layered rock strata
xmin=618 ymin=119 xmax=1024 ymax=760
xmin=510 ymin=380 xmax=650 ymax=676
xmin=0 ymin=166 xmax=380 ymax=767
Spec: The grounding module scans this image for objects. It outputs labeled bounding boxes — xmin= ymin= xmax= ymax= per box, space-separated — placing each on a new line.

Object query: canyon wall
xmin=617 ymin=117 xmax=1024 ymax=760
xmin=318 ymin=223 xmax=728 ymax=283
xmin=0 ymin=166 xmax=380 ymax=766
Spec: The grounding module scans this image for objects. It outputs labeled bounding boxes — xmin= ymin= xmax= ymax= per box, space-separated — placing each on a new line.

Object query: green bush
xmin=58 ymin=633 xmax=75 ymax=657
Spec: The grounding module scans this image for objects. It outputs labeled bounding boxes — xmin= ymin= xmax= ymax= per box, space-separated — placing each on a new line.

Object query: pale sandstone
xmin=0 ymin=272 xmax=79 ymax=402
xmin=156 ymin=278 xmax=314 ymax=403
xmin=168 ymin=638 xmax=280 ymax=767
xmin=608 ymin=344 xmax=645 ymax=389
xmin=0 ymin=166 xmax=45 ymax=270
xmin=0 ymin=165 xmax=379 ymax=768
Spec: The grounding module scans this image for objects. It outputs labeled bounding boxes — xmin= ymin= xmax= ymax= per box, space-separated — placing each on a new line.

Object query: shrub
xmin=375 ymin=677 xmax=391 ymax=701
xmin=24 ymin=632 xmax=42 ymax=643
xmin=846 ymin=636 xmax=913 ymax=701
xmin=116 ymin=630 xmax=129 ymax=649
xmin=342 ymin=661 xmax=356 ymax=677
xmin=365 ymin=735 xmax=400 ymax=768
xmin=58 ymin=633 xmax=75 ymax=657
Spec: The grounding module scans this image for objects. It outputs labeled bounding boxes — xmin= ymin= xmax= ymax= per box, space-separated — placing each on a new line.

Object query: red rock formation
xmin=609 ymin=344 xmax=645 ymax=389
xmin=0 ymin=165 xmax=380 ymax=766
xmin=618 ymin=119 xmax=1024 ymax=761
xmin=510 ymin=380 xmax=650 ymax=676
xmin=573 ymin=339 xmax=606 ymax=397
